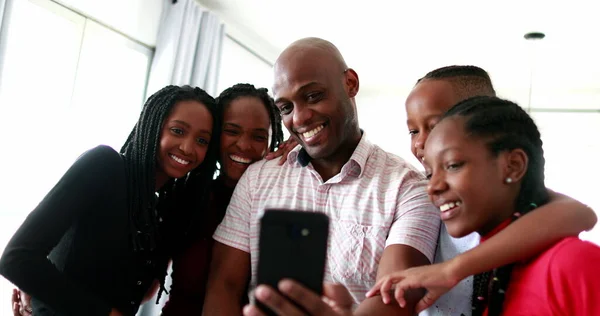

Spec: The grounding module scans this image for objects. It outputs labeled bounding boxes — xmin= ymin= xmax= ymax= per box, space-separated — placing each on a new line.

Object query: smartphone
xmin=255 ymin=209 xmax=329 ymax=315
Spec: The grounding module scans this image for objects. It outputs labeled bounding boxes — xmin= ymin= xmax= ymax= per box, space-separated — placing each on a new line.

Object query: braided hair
xmin=215 ymin=83 xmax=283 ymax=151
xmin=441 ymin=96 xmax=549 ymax=315
xmin=417 ymin=65 xmax=496 ymax=100
xmin=120 ymin=85 xmax=220 ymax=299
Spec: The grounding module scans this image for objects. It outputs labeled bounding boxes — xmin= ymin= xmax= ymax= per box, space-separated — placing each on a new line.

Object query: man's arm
xmin=355 ymin=172 xmax=440 ymax=315
xmin=202 ymin=242 xmax=251 ymax=316
xmin=354 ymin=245 xmax=429 ymax=316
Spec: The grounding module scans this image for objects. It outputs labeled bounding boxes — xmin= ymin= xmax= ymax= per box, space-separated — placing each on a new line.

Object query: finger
xmin=265 ymin=150 xmax=283 ymax=160
xmin=243 ymin=304 xmax=267 ymax=316
xmin=278 ymin=279 xmax=328 ymax=315
xmin=415 ymin=292 xmax=439 ymax=313
xmin=277 ymin=144 xmax=292 ymax=165
xmin=365 ymin=280 xmax=383 ymax=297
xmin=22 ymin=305 xmax=33 ymax=316
xmin=379 ymin=278 xmax=394 ymax=304
xmin=254 ymin=284 xmax=304 ymax=316
xmin=265 ymin=152 xmax=281 ymax=160
xmin=394 ymin=279 xmax=422 ymax=308
xmin=12 ymin=302 xmax=20 ymax=316
xmin=277 ymin=153 xmax=288 ymax=165
xmin=12 ymin=289 xmax=19 ymax=304
xmin=394 ymin=284 xmax=406 ymax=308
xmin=322 ymin=283 xmax=353 ymax=309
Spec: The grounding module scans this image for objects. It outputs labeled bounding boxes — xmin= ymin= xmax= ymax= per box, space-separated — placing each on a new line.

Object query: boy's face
xmin=405 ymin=79 xmax=462 ymax=164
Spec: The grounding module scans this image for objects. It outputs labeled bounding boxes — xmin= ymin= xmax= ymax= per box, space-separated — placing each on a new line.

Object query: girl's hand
xmin=265 ymin=137 xmax=299 ymax=165
xmin=366 ymin=261 xmax=461 ymax=313
xmin=12 ymin=289 xmax=32 ymax=316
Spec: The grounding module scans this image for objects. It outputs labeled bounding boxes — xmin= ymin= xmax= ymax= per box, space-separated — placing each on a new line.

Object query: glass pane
xmin=217 ymin=36 xmax=273 ymax=94
xmin=0 ymin=2 xmax=152 ymax=308
xmin=0 ymin=0 xmax=85 ymax=308
xmin=217 ymin=36 xmax=288 ymax=139
xmin=531 ymin=112 xmax=600 ymax=244
xmin=0 ymin=0 xmax=84 ymax=112
xmin=70 ymin=19 xmax=152 ymax=153
xmin=0 ymin=0 xmax=84 ymax=231
xmin=0 ymin=0 xmax=86 ymax=203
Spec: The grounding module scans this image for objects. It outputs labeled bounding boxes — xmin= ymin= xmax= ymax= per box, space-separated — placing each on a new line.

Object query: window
xmin=531 ymin=111 xmax=600 ymax=242
xmin=217 ymin=35 xmax=273 ymax=95
xmin=70 ymin=19 xmax=152 ymax=152
xmin=0 ymin=0 xmax=153 ymax=305
xmin=217 ymin=35 xmax=289 ymax=141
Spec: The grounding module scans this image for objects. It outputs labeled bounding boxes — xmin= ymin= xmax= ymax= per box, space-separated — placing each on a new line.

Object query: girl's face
xmin=405 ymin=79 xmax=462 ymax=164
xmin=156 ymin=100 xmax=213 ymax=182
xmin=423 ymin=117 xmax=517 ymax=238
xmin=219 ymin=96 xmax=270 ymax=186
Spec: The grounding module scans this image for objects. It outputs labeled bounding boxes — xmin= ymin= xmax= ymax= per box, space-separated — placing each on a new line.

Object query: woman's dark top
xmin=0 ymin=145 xmax=169 ymax=316
xmin=161 ymin=178 xmax=235 ymax=315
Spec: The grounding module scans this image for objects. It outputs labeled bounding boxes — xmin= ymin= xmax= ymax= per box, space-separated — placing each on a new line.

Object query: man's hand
xmin=243 ymin=280 xmax=353 ymax=316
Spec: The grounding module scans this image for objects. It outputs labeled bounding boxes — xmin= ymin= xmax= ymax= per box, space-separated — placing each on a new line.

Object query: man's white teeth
xmin=440 ymin=201 xmax=462 ymax=212
xmin=170 ymin=154 xmax=190 ymax=165
xmin=230 ymin=155 xmax=251 ymax=164
xmin=302 ymin=125 xmax=324 ymax=139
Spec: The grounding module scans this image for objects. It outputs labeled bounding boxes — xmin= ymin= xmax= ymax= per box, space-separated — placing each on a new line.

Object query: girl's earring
xmin=505 ymin=177 xmax=513 ymax=184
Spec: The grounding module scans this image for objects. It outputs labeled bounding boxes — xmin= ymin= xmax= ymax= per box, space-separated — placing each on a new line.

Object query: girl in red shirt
xmin=371 ymin=96 xmax=600 ymax=315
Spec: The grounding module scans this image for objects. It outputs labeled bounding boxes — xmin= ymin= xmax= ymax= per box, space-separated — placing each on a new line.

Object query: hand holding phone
xmin=255 ymin=209 xmax=329 ymax=315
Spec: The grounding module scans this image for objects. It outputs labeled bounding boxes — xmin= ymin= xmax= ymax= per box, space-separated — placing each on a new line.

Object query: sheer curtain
xmin=0 ymin=0 xmax=10 ymax=89
xmin=146 ymin=0 xmax=225 ymax=97
xmin=0 ymin=0 xmax=6 ymax=35
xmin=137 ymin=1 xmax=224 ymax=315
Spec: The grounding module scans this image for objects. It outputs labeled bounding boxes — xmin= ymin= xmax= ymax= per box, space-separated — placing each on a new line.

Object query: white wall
xmin=56 ymin=0 xmax=163 ymax=46
xmin=356 ymin=91 xmax=422 ymax=169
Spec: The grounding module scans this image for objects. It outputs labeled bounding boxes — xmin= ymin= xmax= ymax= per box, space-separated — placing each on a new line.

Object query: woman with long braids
xmin=161 ymin=83 xmax=285 ymax=316
xmin=0 ymin=85 xmax=220 ymax=316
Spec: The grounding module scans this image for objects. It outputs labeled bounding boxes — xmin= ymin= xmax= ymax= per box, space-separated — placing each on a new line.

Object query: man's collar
xmin=286 ymin=131 xmax=373 ymax=178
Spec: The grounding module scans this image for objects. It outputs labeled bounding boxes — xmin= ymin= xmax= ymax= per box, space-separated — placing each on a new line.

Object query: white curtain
xmin=0 ymin=0 xmax=5 ymax=31
xmin=145 ymin=0 xmax=225 ymax=98
xmin=0 ymin=0 xmax=10 ymax=89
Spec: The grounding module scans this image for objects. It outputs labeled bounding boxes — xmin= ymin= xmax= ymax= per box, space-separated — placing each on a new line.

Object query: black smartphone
xmin=255 ymin=209 xmax=330 ymax=315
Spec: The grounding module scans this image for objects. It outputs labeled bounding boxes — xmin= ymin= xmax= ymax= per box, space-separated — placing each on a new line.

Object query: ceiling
xmin=199 ymin=0 xmax=600 ymax=110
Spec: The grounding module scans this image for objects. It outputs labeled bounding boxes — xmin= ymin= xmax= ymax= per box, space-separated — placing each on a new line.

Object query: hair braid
xmin=119 ymin=85 xmax=220 ymax=301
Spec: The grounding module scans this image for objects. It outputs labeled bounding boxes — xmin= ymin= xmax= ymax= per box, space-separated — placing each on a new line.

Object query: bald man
xmin=203 ymin=38 xmax=440 ymax=316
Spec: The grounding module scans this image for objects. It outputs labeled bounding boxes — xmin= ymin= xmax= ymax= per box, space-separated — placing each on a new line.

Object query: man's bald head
xmin=275 ymin=37 xmax=348 ymax=74
xmin=271 ymin=38 xmax=361 ymax=164
xmin=273 ymin=38 xmax=351 ymax=96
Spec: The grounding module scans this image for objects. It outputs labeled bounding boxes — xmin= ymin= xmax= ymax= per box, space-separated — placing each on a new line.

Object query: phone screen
xmin=255 ymin=209 xmax=329 ymax=315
